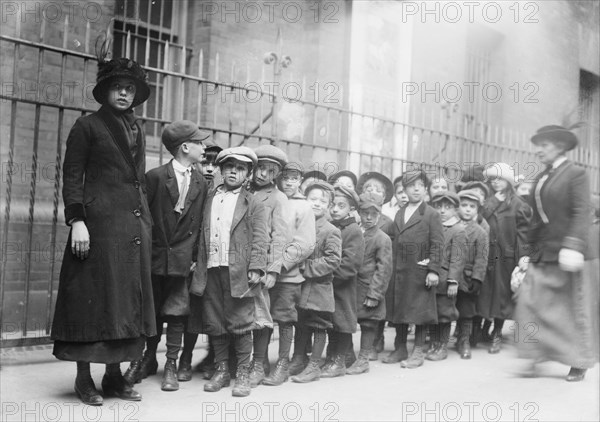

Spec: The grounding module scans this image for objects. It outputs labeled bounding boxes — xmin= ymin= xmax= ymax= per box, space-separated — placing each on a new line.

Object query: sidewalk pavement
xmin=1 ymin=326 xmax=599 ymax=422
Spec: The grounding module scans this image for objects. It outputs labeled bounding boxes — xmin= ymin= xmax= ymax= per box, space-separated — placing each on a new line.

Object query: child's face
xmin=394 ymin=184 xmax=409 ymax=207
xmin=363 ymin=178 xmax=386 ymax=198
xmin=200 ymin=155 xmax=220 ymax=181
xmin=429 ymin=177 xmax=448 ymax=197
xmin=459 ymin=199 xmax=479 ymax=222
xmin=306 ymin=188 xmax=330 ymax=219
xmin=221 ymin=159 xmax=250 ymax=189
xmin=254 ymin=161 xmax=281 ymax=187
xmin=330 ymin=195 xmax=353 ymax=221
xmin=106 ymin=77 xmax=136 ymax=111
xmin=433 ymin=200 xmax=457 ymax=222
xmin=403 ymin=180 xmax=426 ymax=203
xmin=181 ymin=141 xmax=205 ymax=164
xmin=333 ymin=176 xmax=355 ymax=191
xmin=281 ymin=170 xmax=302 ymax=198
xmin=359 ymin=207 xmax=380 ymax=229
xmin=490 ymin=177 xmax=509 ymax=193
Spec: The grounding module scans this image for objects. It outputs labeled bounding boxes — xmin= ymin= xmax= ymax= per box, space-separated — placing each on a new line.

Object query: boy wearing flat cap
xmin=456 ymin=189 xmax=489 ymax=359
xmin=428 ymin=191 xmax=467 ymax=362
xmin=346 ymin=192 xmax=392 ymax=374
xmin=383 ymin=170 xmax=444 ymax=369
xmin=291 ymin=182 xmax=342 ymax=383
xmin=124 ymin=120 xmax=209 ymax=391
xmin=321 ymin=186 xmax=365 ymax=378
xmin=188 ymin=146 xmax=269 ymax=397
xmin=357 ymin=171 xmax=395 ymax=233
xmin=244 ymin=144 xmax=291 ymax=387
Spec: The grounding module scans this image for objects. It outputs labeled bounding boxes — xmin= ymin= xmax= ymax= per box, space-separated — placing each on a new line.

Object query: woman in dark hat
xmin=50 ymin=50 xmax=155 ymax=405
xmin=515 ymin=125 xmax=598 ymax=381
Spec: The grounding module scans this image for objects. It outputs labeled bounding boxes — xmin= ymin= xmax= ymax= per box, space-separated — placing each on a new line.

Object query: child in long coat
xmin=383 ymin=170 xmax=444 ymax=369
xmin=346 ymin=192 xmax=392 ymax=375
xmin=322 ymin=186 xmax=365 ymax=377
xmin=479 ymin=163 xmax=532 ymax=354
xmin=291 ymin=182 xmax=342 ymax=383
xmin=428 ymin=192 xmax=467 ymax=362
xmin=456 ymin=189 xmax=489 ymax=359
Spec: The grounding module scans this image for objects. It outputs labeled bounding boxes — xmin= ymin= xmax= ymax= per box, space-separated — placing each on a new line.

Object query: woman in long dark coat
xmin=50 ymin=55 xmax=155 ymax=405
xmin=515 ymin=125 xmax=598 ymax=382
xmin=478 ymin=163 xmax=532 ymax=354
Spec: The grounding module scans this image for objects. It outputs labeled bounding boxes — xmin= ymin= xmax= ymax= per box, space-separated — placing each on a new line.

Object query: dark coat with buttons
xmin=51 ymin=106 xmax=156 ymax=342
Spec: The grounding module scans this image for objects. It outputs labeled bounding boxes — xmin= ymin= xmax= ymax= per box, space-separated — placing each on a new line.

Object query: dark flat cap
xmin=255 ymin=144 xmax=288 ymax=167
xmin=302 ymin=170 xmax=327 ymax=183
xmin=430 ymin=191 xmax=460 ymax=207
xmin=162 ymin=120 xmax=211 ymax=151
xmin=458 ymin=189 xmax=484 ymax=206
xmin=328 ymin=170 xmax=358 ymax=189
xmin=304 ymin=181 xmax=335 ymax=201
xmin=215 ymin=146 xmax=258 ymax=166
xmin=402 ymin=169 xmax=429 ymax=188
xmin=334 ymin=185 xmax=360 ymax=209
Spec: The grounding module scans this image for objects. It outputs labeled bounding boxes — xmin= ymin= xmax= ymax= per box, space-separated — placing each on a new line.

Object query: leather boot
xmin=400 ymin=346 xmax=425 ymax=369
xmin=177 ymin=358 xmax=192 ymax=382
xmin=138 ymin=351 xmax=158 ymax=380
xmin=249 ymin=360 xmax=265 ymax=388
xmin=263 ymin=356 xmax=271 ymax=377
xmin=232 ymin=364 xmax=251 ymax=397
xmin=345 ymin=349 xmax=356 ymax=368
xmin=425 ymin=342 xmax=439 ymax=358
xmin=74 ymin=376 xmax=103 ymax=406
xmin=381 ymin=343 xmax=408 ymax=364
xmin=123 ymin=360 xmax=142 ymax=385
xmin=291 ymin=360 xmax=321 ymax=383
xmin=374 ymin=334 xmax=384 ymax=354
xmin=346 ymin=350 xmax=370 ymax=375
xmin=204 ymin=361 xmax=231 ymax=392
xmin=488 ymin=331 xmax=502 ymax=354
xmin=368 ymin=349 xmax=378 ymax=361
xmin=566 ymin=367 xmax=587 ymax=382
xmin=470 ymin=322 xmax=481 ymax=347
xmin=458 ymin=339 xmax=472 ymax=359
xmin=481 ymin=319 xmax=493 ymax=343
xmin=102 ymin=373 xmax=142 ymax=401
xmin=426 ymin=342 xmax=448 ymax=361
xmin=161 ymin=359 xmax=179 ymax=391
xmin=288 ymin=354 xmax=308 ymax=376
xmin=320 ymin=354 xmax=346 ymax=378
xmin=195 ymin=348 xmax=215 ymax=379
xmin=457 ymin=321 xmax=472 ymax=359
xmin=262 ymin=358 xmax=289 ymax=386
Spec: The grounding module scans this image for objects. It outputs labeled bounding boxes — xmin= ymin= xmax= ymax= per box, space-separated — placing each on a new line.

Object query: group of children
xmin=120 ymin=118 xmax=534 ymax=398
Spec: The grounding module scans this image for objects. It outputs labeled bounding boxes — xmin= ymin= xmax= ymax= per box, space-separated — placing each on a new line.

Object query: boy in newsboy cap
xmin=125 ymin=121 xmax=209 ymax=391
xmin=188 ymin=146 xmax=269 ymax=397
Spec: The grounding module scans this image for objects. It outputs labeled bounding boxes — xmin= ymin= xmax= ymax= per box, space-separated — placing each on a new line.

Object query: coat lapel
xmin=165 ymin=161 xmax=180 ymax=208
xmin=399 ymin=202 xmax=425 ymax=234
xmin=542 ymin=160 xmax=570 ymax=195
xmin=98 ymin=106 xmax=138 ymax=179
xmin=230 ymin=189 xmax=249 ymax=232
xmin=179 ymin=169 xmax=203 ymax=219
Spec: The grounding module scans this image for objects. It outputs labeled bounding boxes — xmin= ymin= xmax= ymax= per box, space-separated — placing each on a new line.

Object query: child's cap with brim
xmin=458 ymin=189 xmax=484 ymax=206
xmin=430 ymin=191 xmax=460 ymax=207
xmin=215 ymin=146 xmax=257 ymax=166
xmin=334 ymin=185 xmax=360 ymax=209
xmin=359 ymin=191 xmax=384 ymax=211
xmin=304 ymin=181 xmax=335 ymax=199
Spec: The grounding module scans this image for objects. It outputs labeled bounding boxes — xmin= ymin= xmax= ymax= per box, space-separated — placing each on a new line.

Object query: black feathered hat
xmin=93 ymin=57 xmax=150 ymax=108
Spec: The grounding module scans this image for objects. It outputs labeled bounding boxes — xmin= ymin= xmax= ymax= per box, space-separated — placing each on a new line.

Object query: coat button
xmin=134 ymin=181 xmax=140 ymax=189
xmin=133 ymin=236 xmax=141 ymax=245
xmin=133 ymin=209 xmax=141 ymax=217
xmin=189 ymin=231 xmax=193 ymax=236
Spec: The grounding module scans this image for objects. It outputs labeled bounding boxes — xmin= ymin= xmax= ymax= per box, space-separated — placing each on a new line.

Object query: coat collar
xmin=97 ymin=106 xmax=141 ymax=179
xmin=395 ymin=201 xmax=426 ymax=233
xmin=331 ymin=215 xmax=356 ymax=228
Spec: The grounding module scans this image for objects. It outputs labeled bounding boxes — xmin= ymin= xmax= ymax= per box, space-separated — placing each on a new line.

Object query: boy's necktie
xmin=534 ymin=165 xmax=553 ymax=224
xmin=174 ymin=168 xmax=191 ymax=213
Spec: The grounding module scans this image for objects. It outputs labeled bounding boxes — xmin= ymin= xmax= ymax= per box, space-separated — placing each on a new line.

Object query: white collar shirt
xmin=207 ymin=184 xmax=241 ymax=268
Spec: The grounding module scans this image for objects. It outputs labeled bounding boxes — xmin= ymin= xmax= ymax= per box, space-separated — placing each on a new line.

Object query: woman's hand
xmin=495 ymin=191 xmax=506 ymax=202
xmin=71 ymin=221 xmax=90 ymax=260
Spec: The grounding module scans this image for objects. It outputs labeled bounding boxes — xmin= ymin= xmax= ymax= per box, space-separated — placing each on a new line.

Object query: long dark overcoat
xmin=385 ymin=201 xmax=444 ymax=325
xmin=356 ymin=225 xmax=392 ymax=322
xmin=331 ymin=216 xmax=365 ymax=333
xmin=478 ymin=192 xmax=531 ymax=319
xmin=51 ymin=106 xmax=156 ymax=342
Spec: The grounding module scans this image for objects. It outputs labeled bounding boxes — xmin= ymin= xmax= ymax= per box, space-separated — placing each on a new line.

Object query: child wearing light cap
xmin=321 ymin=186 xmax=365 ymax=377
xmin=124 ymin=120 xmax=209 ymax=391
xmin=188 ymin=146 xmax=269 ymax=397
xmin=456 ymin=189 xmax=489 ymax=359
xmin=428 ymin=191 xmax=467 ymax=362
xmin=346 ymin=191 xmax=392 ymax=374
xmin=245 ymin=144 xmax=291 ymax=388
xmin=291 ymin=182 xmax=342 ymax=383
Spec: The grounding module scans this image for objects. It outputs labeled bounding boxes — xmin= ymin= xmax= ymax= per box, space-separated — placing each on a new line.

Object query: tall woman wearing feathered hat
xmin=515 ymin=123 xmax=598 ymax=382
xmin=50 ymin=39 xmax=155 ymax=405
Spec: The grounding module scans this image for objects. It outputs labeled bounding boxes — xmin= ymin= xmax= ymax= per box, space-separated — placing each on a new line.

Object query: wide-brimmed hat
xmin=531 ymin=125 xmax=578 ymax=151
xmin=328 ymin=170 xmax=358 ymax=189
xmin=357 ymin=172 xmax=394 ymax=204
xmin=216 ymin=146 xmax=258 ymax=167
xmin=483 ymin=163 xmax=517 ymax=186
xmin=93 ymin=57 xmax=150 ymax=107
xmin=161 ymin=120 xmax=211 ymax=151
xmin=255 ymin=144 xmax=289 ymax=168
xmin=430 ymin=191 xmax=460 ymax=207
